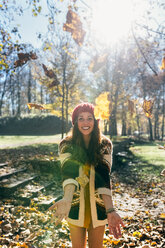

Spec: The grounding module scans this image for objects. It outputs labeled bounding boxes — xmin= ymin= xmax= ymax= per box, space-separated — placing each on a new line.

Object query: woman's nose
xmin=83 ymin=119 xmax=89 ymax=124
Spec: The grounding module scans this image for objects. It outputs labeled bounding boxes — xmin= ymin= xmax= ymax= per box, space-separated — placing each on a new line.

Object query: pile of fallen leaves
xmin=103 ymin=211 xmax=165 ymax=248
xmin=0 ymin=140 xmax=164 ymax=247
xmin=0 ymin=201 xmax=71 ymax=248
xmin=0 ymin=178 xmax=164 ymax=248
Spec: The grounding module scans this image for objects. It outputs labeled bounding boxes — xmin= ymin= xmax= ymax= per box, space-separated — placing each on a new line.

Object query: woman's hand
xmin=49 ymin=198 xmax=71 ymax=224
xmin=107 ymin=211 xmax=125 ymax=239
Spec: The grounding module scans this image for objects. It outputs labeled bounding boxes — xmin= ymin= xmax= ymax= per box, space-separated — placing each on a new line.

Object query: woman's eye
xmin=88 ymin=118 xmax=93 ymax=121
xmin=78 ymin=118 xmax=84 ymax=121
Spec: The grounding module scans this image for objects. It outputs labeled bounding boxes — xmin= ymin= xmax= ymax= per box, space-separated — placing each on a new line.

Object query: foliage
xmin=94 ymin=92 xmax=110 ymax=120
xmin=0 ymin=0 xmax=165 ymax=140
xmin=0 ymin=115 xmax=71 ymax=135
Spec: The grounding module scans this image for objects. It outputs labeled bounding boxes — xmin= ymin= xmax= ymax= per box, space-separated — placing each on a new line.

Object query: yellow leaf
xmin=160 ymin=56 xmax=165 ymax=70
xmin=95 ymin=92 xmax=110 ymax=120
xmin=111 ymin=239 xmax=120 ymax=245
xmin=133 ymin=231 xmax=142 ymax=238
xmin=159 ymin=213 xmax=165 ymax=219
xmin=151 ymin=241 xmax=157 ymax=246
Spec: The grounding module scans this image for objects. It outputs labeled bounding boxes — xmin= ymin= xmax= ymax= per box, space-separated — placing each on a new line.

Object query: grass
xmin=130 ymin=141 xmax=165 ymax=179
xmin=0 ymin=135 xmax=164 ymax=181
xmin=0 ymin=134 xmax=62 ymax=148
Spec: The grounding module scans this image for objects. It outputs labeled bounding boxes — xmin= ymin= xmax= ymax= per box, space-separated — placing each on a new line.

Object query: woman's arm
xmin=49 ymin=184 xmax=75 ymax=224
xmin=102 ymin=194 xmax=124 ymax=239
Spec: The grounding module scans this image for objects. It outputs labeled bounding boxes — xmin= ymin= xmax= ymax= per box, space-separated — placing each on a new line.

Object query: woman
xmin=49 ymin=102 xmax=124 ymax=248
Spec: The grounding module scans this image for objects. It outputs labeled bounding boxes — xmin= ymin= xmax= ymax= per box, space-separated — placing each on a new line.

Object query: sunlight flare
xmin=91 ymin=0 xmax=147 ymax=45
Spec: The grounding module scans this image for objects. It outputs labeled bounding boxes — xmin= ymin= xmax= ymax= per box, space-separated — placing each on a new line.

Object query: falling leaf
xmin=95 ymin=92 xmax=110 ymax=120
xmin=27 ymin=103 xmax=45 ymax=110
xmin=160 ymin=55 xmax=165 ymax=70
xmin=14 ymin=52 xmax=38 ymax=68
xmin=63 ymin=8 xmax=85 ymax=46
xmin=48 ymin=77 xmax=60 ymax=88
xmin=88 ymin=53 xmax=108 ymax=73
xmin=42 ymin=64 xmax=55 ymax=78
xmin=142 ymin=100 xmax=154 ymax=118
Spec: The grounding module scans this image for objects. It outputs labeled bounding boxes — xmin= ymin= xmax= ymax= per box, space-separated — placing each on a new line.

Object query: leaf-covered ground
xmin=0 ymin=138 xmax=165 ymax=248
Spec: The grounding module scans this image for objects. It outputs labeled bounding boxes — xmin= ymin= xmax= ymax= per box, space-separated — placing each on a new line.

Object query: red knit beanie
xmin=72 ymin=102 xmax=95 ymax=125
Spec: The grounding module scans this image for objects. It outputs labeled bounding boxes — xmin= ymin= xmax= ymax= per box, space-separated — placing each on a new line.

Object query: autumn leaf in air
xmin=63 ymin=8 xmax=86 ymax=46
xmin=27 ymin=103 xmax=45 ymax=110
xmin=14 ymin=52 xmax=38 ymax=68
xmin=48 ymin=77 xmax=60 ymax=88
xmin=95 ymin=92 xmax=110 ymax=120
xmin=42 ymin=64 xmax=55 ymax=78
xmin=160 ymin=55 xmax=165 ymax=70
xmin=88 ymin=53 xmax=108 ymax=73
xmin=142 ymin=99 xmax=154 ymax=118
xmin=42 ymin=64 xmax=60 ymax=88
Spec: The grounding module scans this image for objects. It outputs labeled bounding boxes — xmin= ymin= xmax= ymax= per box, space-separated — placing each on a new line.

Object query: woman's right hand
xmin=49 ymin=198 xmax=71 ymax=224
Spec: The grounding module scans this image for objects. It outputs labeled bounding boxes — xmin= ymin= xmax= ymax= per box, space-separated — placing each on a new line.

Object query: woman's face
xmin=77 ymin=112 xmax=94 ymax=137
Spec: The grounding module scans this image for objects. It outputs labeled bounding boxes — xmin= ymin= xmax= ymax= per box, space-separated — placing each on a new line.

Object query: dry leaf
xmin=42 ymin=64 xmax=55 ymax=78
xmin=14 ymin=52 xmax=38 ymax=68
xmin=63 ymin=8 xmax=85 ymax=46
xmin=27 ymin=103 xmax=44 ymax=110
xmin=142 ymin=100 xmax=154 ymax=118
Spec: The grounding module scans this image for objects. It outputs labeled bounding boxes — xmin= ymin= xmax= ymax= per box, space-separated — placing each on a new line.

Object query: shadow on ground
xmin=112 ymin=138 xmax=164 ymax=186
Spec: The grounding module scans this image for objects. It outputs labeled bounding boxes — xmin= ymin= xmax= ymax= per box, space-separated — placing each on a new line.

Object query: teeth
xmin=82 ymin=127 xmax=90 ymax=130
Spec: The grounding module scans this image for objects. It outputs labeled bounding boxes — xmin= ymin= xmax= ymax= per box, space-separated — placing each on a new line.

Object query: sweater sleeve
xmin=96 ymin=137 xmax=113 ymax=197
xmin=59 ymin=139 xmax=80 ymax=191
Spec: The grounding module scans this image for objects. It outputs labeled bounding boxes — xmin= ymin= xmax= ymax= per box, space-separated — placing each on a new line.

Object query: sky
xmin=1 ymin=0 xmax=165 ymax=49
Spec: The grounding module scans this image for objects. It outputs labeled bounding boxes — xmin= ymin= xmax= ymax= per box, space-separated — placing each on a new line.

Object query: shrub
xmin=0 ymin=115 xmax=71 ymax=135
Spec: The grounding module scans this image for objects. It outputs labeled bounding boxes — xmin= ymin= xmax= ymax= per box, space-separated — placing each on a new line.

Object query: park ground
xmin=0 ymin=135 xmax=165 ymax=248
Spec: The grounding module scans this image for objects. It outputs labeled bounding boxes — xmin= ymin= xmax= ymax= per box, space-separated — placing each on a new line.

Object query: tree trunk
xmin=65 ymin=84 xmax=69 ymax=134
xmin=104 ymin=120 xmax=108 ymax=135
xmin=154 ymin=112 xmax=159 ymax=140
xmin=10 ymin=76 xmax=15 ymax=116
xmin=61 ymin=64 xmax=66 ymax=139
xmin=161 ymin=81 xmax=165 ymax=141
xmin=109 ymin=88 xmax=118 ymax=136
xmin=148 ymin=117 xmax=153 ymax=141
xmin=27 ymin=66 xmax=32 ymax=114
xmin=154 ymin=95 xmax=160 ymax=140
xmin=17 ymin=74 xmax=21 ymax=116
xmin=0 ymin=79 xmax=7 ymax=116
xmin=121 ymin=104 xmax=127 ymax=136
xmin=40 ymin=85 xmax=43 ymax=104
xmin=109 ymin=108 xmax=117 ymax=136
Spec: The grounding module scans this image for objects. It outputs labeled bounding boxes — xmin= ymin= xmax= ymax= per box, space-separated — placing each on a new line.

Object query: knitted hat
xmin=72 ymin=102 xmax=95 ymax=125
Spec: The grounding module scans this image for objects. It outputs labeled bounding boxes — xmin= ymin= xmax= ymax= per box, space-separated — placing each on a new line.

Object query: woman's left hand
xmin=107 ymin=211 xmax=125 ymax=239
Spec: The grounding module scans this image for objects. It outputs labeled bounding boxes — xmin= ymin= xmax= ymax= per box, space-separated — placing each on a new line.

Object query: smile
xmin=82 ymin=127 xmax=90 ymax=130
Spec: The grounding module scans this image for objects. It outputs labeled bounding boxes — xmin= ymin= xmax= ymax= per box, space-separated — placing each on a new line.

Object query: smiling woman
xmin=91 ymin=0 xmax=146 ymax=45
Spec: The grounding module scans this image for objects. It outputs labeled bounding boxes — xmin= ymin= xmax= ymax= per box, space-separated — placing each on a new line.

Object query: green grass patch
xmin=130 ymin=141 xmax=165 ymax=179
xmin=0 ymin=134 xmax=62 ymax=148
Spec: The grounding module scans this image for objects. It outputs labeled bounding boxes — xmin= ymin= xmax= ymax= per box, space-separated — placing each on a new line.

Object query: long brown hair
xmin=67 ymin=118 xmax=102 ymax=165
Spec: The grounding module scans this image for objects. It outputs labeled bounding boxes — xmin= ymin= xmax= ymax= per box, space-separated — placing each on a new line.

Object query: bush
xmin=0 ymin=115 xmax=71 ymax=135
